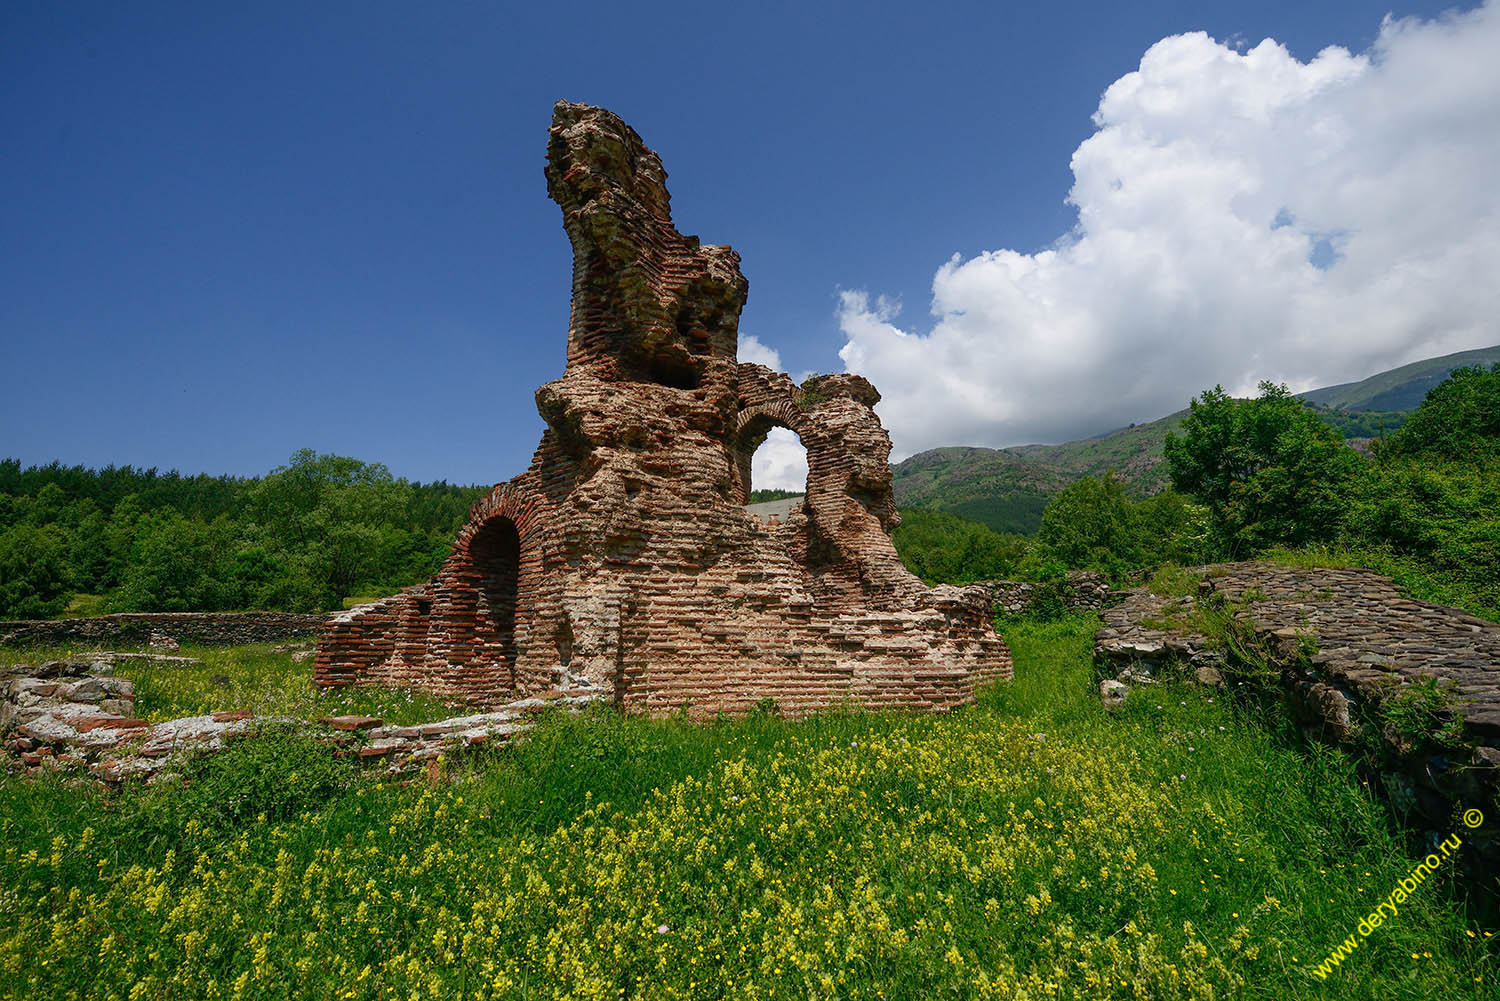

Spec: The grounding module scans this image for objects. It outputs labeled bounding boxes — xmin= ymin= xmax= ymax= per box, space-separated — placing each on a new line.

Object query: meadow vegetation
xmin=0 ymin=642 xmax=466 ymax=727
xmin=2 ymin=618 xmax=1494 ymax=999
xmin=3 ymin=359 xmax=1497 ymax=999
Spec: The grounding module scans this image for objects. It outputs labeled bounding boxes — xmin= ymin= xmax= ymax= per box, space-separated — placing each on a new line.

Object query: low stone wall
xmin=983 ymin=571 xmax=1113 ymax=617
xmin=1094 ymin=560 xmax=1500 ymax=896
xmin=0 ymin=613 xmax=330 ymax=649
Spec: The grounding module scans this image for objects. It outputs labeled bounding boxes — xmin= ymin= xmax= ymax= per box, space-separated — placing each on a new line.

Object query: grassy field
xmin=0 ymin=641 xmax=467 ymax=727
xmin=1 ymin=618 xmax=1495 ymax=999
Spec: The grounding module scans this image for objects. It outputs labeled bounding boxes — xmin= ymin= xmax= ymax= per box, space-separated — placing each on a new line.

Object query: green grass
xmin=0 ymin=641 xmax=468 ymax=726
xmin=58 ymin=593 xmax=109 ymax=618
xmin=1142 ymin=563 xmax=1204 ymax=600
xmin=1 ymin=618 xmax=1496 ymax=999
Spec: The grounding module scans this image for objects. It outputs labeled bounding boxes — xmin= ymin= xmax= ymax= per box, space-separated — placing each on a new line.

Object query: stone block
xmin=323 ymin=716 xmax=383 ymax=731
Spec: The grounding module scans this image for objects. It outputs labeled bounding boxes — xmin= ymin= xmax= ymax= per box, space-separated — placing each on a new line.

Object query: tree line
xmin=892 ymin=363 xmax=1500 ymax=620
xmin=0 ymin=451 xmax=487 ymax=618
xmin=6 ymin=363 xmax=1495 ymax=622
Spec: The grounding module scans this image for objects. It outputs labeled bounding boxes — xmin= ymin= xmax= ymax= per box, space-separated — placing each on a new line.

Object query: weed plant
xmin=1 ymin=618 xmax=1495 ymax=999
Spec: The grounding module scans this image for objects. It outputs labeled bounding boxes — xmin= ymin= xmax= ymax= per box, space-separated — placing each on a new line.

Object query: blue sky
xmin=3 ymin=0 xmax=1494 ymax=486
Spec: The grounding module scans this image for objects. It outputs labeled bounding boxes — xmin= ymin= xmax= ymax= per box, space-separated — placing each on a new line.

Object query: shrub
xmin=892 ymin=508 xmax=1030 ymax=584
xmin=0 ymin=522 xmax=70 ymax=618
xmin=1165 ymin=382 xmax=1366 ymax=555
xmin=130 ymin=723 xmax=357 ymax=835
xmin=1379 ymin=363 xmax=1500 ymax=461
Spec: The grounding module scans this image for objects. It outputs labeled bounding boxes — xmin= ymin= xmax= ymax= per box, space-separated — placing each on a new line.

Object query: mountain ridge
xmin=893 ymin=343 xmax=1499 ymax=535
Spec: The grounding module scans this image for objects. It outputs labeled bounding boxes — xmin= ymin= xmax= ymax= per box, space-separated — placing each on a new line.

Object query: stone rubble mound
xmin=1098 ymin=562 xmax=1500 ymax=742
xmin=985 ymin=570 xmax=1114 ymax=618
xmin=1096 ymin=560 xmax=1499 ymax=875
xmin=2 ymin=658 xmax=593 ymax=783
xmin=1094 ymin=588 xmax=1226 ymax=683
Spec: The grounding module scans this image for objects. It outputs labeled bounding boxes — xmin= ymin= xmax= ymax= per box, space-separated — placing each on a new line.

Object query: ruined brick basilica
xmin=314 ymin=102 xmax=1011 ymax=714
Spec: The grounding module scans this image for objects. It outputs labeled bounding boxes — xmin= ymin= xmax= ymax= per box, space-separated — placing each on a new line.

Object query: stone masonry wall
xmin=1095 ymin=561 xmax=1500 ymax=888
xmin=0 ymin=613 xmax=329 ymax=648
xmin=985 ymin=571 xmax=1113 ymax=617
xmin=2 ymin=657 xmax=588 ymax=783
xmin=315 ymin=102 xmax=1012 ymax=715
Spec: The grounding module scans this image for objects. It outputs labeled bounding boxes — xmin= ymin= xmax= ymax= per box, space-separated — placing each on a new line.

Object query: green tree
xmin=0 ymin=451 xmax=484 ymax=615
xmin=247 ymin=450 xmax=408 ymax=605
xmin=1035 ymin=474 xmax=1142 ymax=577
xmin=0 ymin=523 xmax=71 ymax=618
xmin=113 ymin=511 xmax=212 ymax=612
xmin=1164 ymin=382 xmax=1365 ymax=555
xmin=64 ymin=502 xmax=112 ymax=592
xmin=1379 ymin=363 xmax=1500 ymax=461
xmin=891 ymin=509 xmax=1029 ymax=585
xmin=1133 ymin=489 xmax=1215 ymax=566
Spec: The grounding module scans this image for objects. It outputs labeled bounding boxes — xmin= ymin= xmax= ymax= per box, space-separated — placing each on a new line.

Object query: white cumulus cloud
xmin=838 ymin=3 xmax=1500 ymax=458
xmin=738 ymin=334 xmax=783 ymax=371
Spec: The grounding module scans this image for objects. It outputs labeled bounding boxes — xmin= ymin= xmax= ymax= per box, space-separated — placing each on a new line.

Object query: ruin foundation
xmin=315 ymin=102 xmax=1011 ymax=716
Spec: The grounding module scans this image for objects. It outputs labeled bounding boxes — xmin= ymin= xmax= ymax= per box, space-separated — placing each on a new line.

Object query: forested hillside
xmin=892 ymin=344 xmax=1499 ymax=535
xmin=892 ymin=364 xmax=1499 ymax=622
xmin=0 ymin=451 xmax=488 ymax=618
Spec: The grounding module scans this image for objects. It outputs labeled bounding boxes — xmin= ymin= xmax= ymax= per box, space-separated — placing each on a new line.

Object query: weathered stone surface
xmin=315 ymin=103 xmax=1011 ymax=715
xmin=1100 ymin=679 xmax=1128 ymax=711
xmin=986 ymin=571 xmax=1115 ymax=617
xmin=1094 ymin=589 xmax=1224 ymax=679
xmin=2 ymin=659 xmax=582 ymax=781
xmin=324 ymin=715 xmax=382 ymax=731
xmin=0 ymin=613 xmax=326 ymax=648
xmin=1095 ymin=560 xmax=1500 ymax=889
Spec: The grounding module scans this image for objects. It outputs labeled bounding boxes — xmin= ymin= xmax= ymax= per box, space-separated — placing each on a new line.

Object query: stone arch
xmin=731 ymin=401 xmax=812 ymax=504
xmin=433 ymin=482 xmax=553 ymax=693
xmin=456 ymin=481 xmax=550 ymax=552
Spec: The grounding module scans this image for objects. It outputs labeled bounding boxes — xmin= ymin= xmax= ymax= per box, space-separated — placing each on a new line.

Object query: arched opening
xmin=468 ymin=516 xmax=520 ymax=665
xmin=739 ymin=424 xmax=808 ymax=510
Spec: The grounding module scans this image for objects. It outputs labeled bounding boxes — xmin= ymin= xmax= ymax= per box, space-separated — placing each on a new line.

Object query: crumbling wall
xmin=315 ymin=102 xmax=1011 ymax=715
xmin=985 ymin=571 xmax=1114 ymax=617
xmin=1 ymin=612 xmax=328 ymax=649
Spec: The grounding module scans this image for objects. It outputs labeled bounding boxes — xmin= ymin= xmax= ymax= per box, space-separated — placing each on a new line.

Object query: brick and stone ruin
xmin=313 ymin=102 xmax=1012 ymax=714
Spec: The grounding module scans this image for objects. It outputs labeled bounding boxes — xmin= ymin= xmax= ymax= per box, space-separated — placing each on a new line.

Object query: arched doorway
xmin=468 ymin=516 xmax=520 ymax=668
xmin=748 ymin=427 xmax=808 ymax=502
